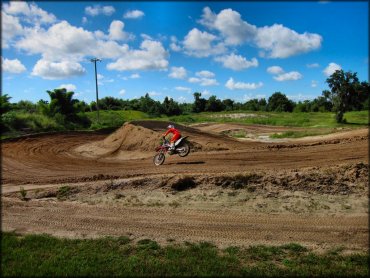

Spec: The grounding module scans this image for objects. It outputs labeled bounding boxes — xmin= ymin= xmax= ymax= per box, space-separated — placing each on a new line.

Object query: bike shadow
xmin=175 ymin=161 xmax=205 ymax=165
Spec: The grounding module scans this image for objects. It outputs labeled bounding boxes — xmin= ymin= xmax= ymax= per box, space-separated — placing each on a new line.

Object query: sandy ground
xmin=1 ymin=121 xmax=369 ymax=252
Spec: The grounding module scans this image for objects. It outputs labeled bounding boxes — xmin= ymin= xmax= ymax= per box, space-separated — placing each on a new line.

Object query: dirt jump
xmin=1 ymin=120 xmax=369 ymax=252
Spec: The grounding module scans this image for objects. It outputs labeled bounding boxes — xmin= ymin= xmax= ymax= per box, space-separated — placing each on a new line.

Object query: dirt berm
xmin=74 ymin=121 xmax=248 ymax=160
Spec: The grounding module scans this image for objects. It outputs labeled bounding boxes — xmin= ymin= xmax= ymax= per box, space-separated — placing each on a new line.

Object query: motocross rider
xmin=162 ymin=124 xmax=181 ymax=152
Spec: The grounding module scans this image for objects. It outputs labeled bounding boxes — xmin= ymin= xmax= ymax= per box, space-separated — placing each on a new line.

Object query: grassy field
xmin=1 ymin=110 xmax=368 ymax=140
xmin=161 ymin=110 xmax=368 ymax=128
xmin=2 ymin=232 xmax=368 ymax=277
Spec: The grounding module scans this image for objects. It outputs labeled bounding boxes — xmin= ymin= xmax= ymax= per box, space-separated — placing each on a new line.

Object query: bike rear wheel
xmin=153 ymin=152 xmax=165 ymax=165
xmin=177 ymin=142 xmax=190 ymax=157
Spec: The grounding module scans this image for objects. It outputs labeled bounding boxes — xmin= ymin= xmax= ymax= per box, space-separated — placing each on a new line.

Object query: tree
xmin=0 ymin=94 xmax=12 ymax=114
xmin=162 ymin=97 xmax=182 ymax=116
xmin=192 ymin=92 xmax=206 ymax=113
xmin=267 ymin=92 xmax=294 ymax=112
xmin=205 ymin=95 xmax=225 ymax=112
xmin=325 ymin=70 xmax=366 ymax=122
xmin=46 ymin=88 xmax=78 ymax=118
xmin=222 ymin=99 xmax=234 ymax=111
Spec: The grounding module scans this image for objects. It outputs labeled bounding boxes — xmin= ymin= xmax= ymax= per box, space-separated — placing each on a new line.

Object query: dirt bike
xmin=153 ymin=136 xmax=190 ymax=166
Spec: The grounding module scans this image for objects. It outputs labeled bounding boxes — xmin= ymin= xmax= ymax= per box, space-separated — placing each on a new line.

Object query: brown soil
xmin=1 ymin=121 xmax=369 ymax=252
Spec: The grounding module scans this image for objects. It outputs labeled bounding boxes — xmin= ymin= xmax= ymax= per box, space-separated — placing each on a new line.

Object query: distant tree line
xmin=1 ymin=69 xmax=369 ymax=131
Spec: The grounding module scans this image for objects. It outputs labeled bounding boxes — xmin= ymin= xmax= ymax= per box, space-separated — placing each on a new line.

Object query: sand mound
xmin=73 ymin=121 xmax=247 ymax=160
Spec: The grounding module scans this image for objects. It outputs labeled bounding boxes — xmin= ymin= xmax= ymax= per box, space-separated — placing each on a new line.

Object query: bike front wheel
xmin=153 ymin=152 xmax=165 ymax=165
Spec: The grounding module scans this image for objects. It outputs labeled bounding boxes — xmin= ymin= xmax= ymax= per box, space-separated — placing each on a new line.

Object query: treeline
xmin=0 ymin=69 xmax=368 ymax=133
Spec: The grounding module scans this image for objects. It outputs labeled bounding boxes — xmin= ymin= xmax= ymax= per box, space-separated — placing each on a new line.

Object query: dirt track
xmin=1 ymin=121 xmax=369 ymax=251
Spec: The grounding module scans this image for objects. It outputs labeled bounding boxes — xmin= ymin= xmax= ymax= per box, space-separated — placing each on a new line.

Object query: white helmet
xmin=167 ymin=124 xmax=174 ymax=129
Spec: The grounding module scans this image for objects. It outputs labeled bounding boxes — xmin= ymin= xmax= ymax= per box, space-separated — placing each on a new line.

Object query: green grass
xmin=2 ymin=232 xmax=368 ymax=277
xmin=86 ymin=110 xmax=150 ymax=129
xmin=270 ymin=130 xmax=334 ymax=139
xmin=163 ymin=110 xmax=368 ymax=128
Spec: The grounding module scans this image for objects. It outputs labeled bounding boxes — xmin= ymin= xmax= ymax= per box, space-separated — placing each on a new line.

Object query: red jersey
xmin=163 ymin=127 xmax=180 ymax=137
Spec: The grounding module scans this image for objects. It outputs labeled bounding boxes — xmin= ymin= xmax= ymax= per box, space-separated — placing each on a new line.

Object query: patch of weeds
xmin=281 ymin=243 xmax=308 ymax=253
xmin=57 ymin=186 xmax=71 ymax=200
xmin=137 ymin=239 xmax=160 ymax=251
xmin=171 ymin=176 xmax=197 ymax=191
xmin=114 ymin=193 xmax=125 ymax=199
xmin=169 ymin=201 xmax=180 ymax=208
xmin=19 ymin=186 xmax=28 ymax=201
xmin=326 ymin=246 xmax=346 ymax=256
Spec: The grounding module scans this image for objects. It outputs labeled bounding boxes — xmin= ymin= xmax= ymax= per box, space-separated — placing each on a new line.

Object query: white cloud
xmin=108 ymin=20 xmax=134 ymax=41
xmin=215 ymin=54 xmax=258 ymax=71
xmin=188 ymin=76 xmax=218 ymax=86
xmin=311 ymin=80 xmax=318 ymax=88
xmin=175 ymin=86 xmax=191 ymax=93
xmin=58 ymin=84 xmax=77 ymax=91
xmin=85 ymin=5 xmax=115 ymax=16
xmin=182 ymin=28 xmax=226 ymax=57
xmin=307 ymin=63 xmax=320 ymax=68
xmin=148 ymin=91 xmax=161 ymax=96
xmin=123 ymin=10 xmax=144 ymax=19
xmin=177 ymin=96 xmax=188 ymax=103
xmin=267 ymin=66 xmax=302 ymax=81
xmin=169 ymin=66 xmax=187 ymax=79
xmin=199 ymin=7 xmax=257 ymax=45
xmin=130 ymin=73 xmax=140 ymax=79
xmin=273 ymin=71 xmax=303 ymax=81
xmin=198 ymin=7 xmax=322 ymax=59
xmin=256 ymin=24 xmax=322 ymax=58
xmin=225 ymin=77 xmax=263 ymax=90
xmin=119 ymin=89 xmax=126 ymax=95
xmin=267 ymin=66 xmax=284 ymax=74
xmin=3 ymin=1 xmax=56 ymax=25
xmin=1 ymin=57 xmax=26 ymax=73
xmin=31 ymin=59 xmax=86 ymax=80
xmin=82 ymin=16 xmax=88 ymax=24
xmin=201 ymin=89 xmax=211 ymax=96
xmin=195 ymin=70 xmax=215 ymax=78
xmin=1 ymin=11 xmax=24 ymax=48
xmin=16 ymin=20 xmax=129 ymax=61
xmin=323 ymin=62 xmax=342 ymax=76
xmin=107 ymin=40 xmax=169 ymax=71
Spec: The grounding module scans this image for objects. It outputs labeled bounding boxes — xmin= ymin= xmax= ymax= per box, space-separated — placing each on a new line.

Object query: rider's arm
xmin=163 ymin=129 xmax=171 ymax=137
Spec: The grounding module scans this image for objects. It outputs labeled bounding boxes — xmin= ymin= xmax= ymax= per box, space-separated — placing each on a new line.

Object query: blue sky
xmin=2 ymin=1 xmax=368 ymax=104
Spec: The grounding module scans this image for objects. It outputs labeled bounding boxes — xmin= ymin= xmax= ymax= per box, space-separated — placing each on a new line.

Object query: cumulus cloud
xmin=85 ymin=5 xmax=115 ymax=16
xmin=198 ymin=7 xmax=257 ymax=45
xmin=323 ymin=62 xmax=342 ymax=76
xmin=3 ymin=1 xmax=56 ymax=25
xmin=196 ymin=6 xmax=322 ymax=59
xmin=123 ymin=10 xmax=144 ymax=19
xmin=107 ymin=40 xmax=169 ymax=71
xmin=225 ymin=77 xmax=263 ymax=90
xmin=311 ymin=80 xmax=318 ymax=88
xmin=119 ymin=89 xmax=126 ymax=95
xmin=267 ymin=66 xmax=284 ymax=74
xmin=255 ymin=24 xmax=322 ymax=58
xmin=267 ymin=66 xmax=302 ymax=81
xmin=195 ymin=70 xmax=215 ymax=78
xmin=273 ymin=71 xmax=302 ymax=81
xmin=1 ymin=11 xmax=24 ymax=48
xmin=215 ymin=54 xmax=258 ymax=71
xmin=183 ymin=28 xmax=226 ymax=57
xmin=169 ymin=67 xmax=187 ymax=79
xmin=175 ymin=86 xmax=191 ymax=93
xmin=58 ymin=84 xmax=77 ymax=91
xmin=108 ymin=20 xmax=134 ymax=41
xmin=32 ymin=59 xmax=86 ymax=80
xmin=188 ymin=76 xmax=218 ymax=86
xmin=1 ymin=57 xmax=27 ymax=73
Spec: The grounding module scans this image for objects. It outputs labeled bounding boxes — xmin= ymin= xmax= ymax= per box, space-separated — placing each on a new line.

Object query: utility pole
xmin=90 ymin=58 xmax=101 ymax=122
